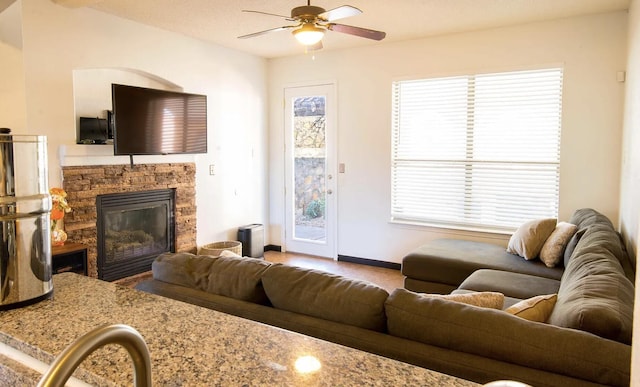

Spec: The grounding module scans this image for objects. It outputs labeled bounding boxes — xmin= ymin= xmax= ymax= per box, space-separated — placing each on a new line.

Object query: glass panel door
xmin=284 ymin=84 xmax=336 ymax=258
xmin=293 ymin=96 xmax=326 ymax=241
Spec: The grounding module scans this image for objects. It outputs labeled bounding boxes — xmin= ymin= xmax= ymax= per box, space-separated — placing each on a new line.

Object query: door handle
xmin=327 ymin=189 xmax=333 ymax=195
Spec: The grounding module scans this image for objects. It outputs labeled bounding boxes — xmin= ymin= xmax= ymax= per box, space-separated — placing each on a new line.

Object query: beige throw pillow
xmin=505 ymin=294 xmax=557 ymax=323
xmin=539 ymin=222 xmax=578 ymax=267
xmin=423 ymin=292 xmax=505 ymax=309
xmin=507 ymin=218 xmax=557 ymax=260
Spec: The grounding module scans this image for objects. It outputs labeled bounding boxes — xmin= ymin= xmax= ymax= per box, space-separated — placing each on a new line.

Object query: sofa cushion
xmin=549 ymin=250 xmax=635 ymax=344
xmin=416 ymin=291 xmax=504 ymax=309
xmin=152 ymin=252 xmax=272 ymax=304
xmin=575 ymin=225 xmax=635 ymax=283
xmin=569 ymin=208 xmax=615 ymax=230
xmin=505 ymin=294 xmax=557 ymax=323
xmin=539 ymin=222 xmax=577 ymax=267
xmin=507 ymin=218 xmax=557 ymax=260
xmin=205 ymin=256 xmax=272 ymax=304
xmin=152 ymin=252 xmax=217 ymax=289
xmin=567 ymin=208 xmax=635 ymax=278
xmin=574 ymin=224 xmax=626 ymax=265
xmin=262 ymin=264 xmax=389 ymax=332
xmin=385 ymin=288 xmax=630 ymax=386
xmin=458 ymin=269 xmax=560 ymax=300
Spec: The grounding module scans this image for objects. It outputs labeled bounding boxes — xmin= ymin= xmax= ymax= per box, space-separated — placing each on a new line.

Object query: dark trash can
xmin=237 ymin=224 xmax=264 ymax=258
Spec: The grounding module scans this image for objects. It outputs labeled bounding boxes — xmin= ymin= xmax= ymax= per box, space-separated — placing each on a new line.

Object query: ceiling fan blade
xmin=319 ymin=5 xmax=362 ymax=22
xmin=328 ymin=23 xmax=386 ymax=41
xmin=238 ymin=26 xmax=293 ymax=39
xmin=242 ymin=10 xmax=295 ymax=21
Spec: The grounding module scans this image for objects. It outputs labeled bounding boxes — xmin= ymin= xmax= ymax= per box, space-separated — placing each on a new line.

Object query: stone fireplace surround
xmin=62 ymin=163 xmax=197 ymax=278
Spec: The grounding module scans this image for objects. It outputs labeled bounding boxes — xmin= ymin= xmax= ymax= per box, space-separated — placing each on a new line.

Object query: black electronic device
xmin=237 ymin=224 xmax=264 ymax=258
xmin=78 ymin=117 xmax=108 ymax=144
xmin=111 ymin=84 xmax=207 ymax=156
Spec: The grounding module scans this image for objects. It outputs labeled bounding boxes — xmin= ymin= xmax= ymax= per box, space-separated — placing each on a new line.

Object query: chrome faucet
xmin=37 ymin=324 xmax=152 ymax=387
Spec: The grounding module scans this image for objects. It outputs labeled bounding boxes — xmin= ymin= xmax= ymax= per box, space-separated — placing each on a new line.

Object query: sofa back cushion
xmin=152 ymin=252 xmax=272 ymax=304
xmin=549 ymin=249 xmax=635 ymax=344
xmin=385 ymin=288 xmax=630 ymax=386
xmin=205 ymin=256 xmax=272 ymax=304
xmin=152 ymin=252 xmax=216 ymax=289
xmin=567 ymin=208 xmax=635 ymax=276
xmin=569 ymin=207 xmax=615 ymax=229
xmin=549 ymin=209 xmax=636 ymax=344
xmin=262 ymin=264 xmax=389 ymax=332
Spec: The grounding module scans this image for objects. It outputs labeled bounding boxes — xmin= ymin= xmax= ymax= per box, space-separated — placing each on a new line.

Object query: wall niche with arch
xmin=72 ymin=68 xmax=182 ymax=144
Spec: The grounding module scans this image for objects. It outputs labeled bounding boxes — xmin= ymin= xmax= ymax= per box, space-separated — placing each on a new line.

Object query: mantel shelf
xmin=59 ymin=144 xmax=196 ymax=167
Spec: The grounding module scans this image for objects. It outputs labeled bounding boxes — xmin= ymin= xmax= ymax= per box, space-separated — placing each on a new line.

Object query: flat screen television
xmin=112 ymin=84 xmax=207 ymax=155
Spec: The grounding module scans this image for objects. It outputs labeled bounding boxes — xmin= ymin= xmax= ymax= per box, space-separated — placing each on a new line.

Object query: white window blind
xmin=391 ymin=68 xmax=563 ymax=231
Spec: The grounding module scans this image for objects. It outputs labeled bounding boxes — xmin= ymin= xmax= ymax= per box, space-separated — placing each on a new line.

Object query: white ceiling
xmin=53 ymin=0 xmax=630 ymax=59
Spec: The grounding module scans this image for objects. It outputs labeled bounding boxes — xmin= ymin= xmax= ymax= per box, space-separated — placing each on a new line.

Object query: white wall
xmin=17 ymin=0 xmax=269 ymax=247
xmin=0 ymin=1 xmax=26 ymax=133
xmin=269 ymin=12 xmax=627 ymax=263
xmin=620 ymin=0 xmax=640 ymax=383
xmin=621 ymin=1 xmax=640 ymax=268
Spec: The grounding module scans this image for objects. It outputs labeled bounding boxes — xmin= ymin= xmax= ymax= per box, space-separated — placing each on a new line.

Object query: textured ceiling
xmin=56 ymin=0 xmax=630 ymax=58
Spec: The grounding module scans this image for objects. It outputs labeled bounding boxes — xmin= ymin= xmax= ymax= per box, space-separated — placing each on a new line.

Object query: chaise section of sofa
xmin=402 ymin=238 xmax=564 ymax=294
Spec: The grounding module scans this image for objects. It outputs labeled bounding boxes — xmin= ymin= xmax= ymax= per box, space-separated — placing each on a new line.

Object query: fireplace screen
xmin=97 ymin=189 xmax=175 ymax=281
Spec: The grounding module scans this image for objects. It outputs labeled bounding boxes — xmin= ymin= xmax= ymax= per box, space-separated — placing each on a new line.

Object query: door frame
xmin=283 ymin=82 xmax=338 ymax=259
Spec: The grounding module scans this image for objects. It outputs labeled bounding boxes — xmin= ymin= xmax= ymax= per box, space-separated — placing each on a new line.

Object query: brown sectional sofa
xmin=135 ymin=209 xmax=632 ymax=387
xmin=402 ymin=209 xmax=635 ymax=342
xmin=400 ymin=208 xmax=634 ymax=380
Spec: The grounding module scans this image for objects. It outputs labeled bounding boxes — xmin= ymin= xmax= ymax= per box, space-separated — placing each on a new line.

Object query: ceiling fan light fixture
xmin=293 ymin=23 xmax=325 ymax=45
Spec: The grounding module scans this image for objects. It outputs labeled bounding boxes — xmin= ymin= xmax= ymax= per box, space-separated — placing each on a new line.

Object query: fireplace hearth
xmin=97 ymin=189 xmax=176 ymax=281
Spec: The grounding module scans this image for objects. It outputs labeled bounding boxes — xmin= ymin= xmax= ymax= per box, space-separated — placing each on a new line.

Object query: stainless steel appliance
xmin=0 ymin=129 xmax=52 ymax=310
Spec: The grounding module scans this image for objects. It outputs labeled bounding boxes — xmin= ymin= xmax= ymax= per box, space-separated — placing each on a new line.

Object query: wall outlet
xmin=209 ymin=164 xmax=215 ymax=175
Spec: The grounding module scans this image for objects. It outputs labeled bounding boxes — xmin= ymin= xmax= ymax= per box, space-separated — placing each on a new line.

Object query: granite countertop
xmin=0 ymin=273 xmax=477 ymax=386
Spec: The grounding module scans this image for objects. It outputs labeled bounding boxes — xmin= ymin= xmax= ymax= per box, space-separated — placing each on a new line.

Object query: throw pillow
xmin=505 ymin=294 xmax=557 ymax=323
xmin=539 ymin=222 xmax=578 ymax=267
xmin=220 ymin=249 xmax=242 ymax=258
xmin=422 ymin=291 xmax=505 ymax=309
xmin=507 ymin=218 xmax=557 ymax=260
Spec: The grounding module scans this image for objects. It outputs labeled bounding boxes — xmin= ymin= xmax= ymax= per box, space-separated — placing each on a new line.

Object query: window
xmin=391 ymin=68 xmax=563 ymax=231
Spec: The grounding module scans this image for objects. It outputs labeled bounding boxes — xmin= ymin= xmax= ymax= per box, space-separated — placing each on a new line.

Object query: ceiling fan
xmin=238 ymin=1 xmax=386 ymax=48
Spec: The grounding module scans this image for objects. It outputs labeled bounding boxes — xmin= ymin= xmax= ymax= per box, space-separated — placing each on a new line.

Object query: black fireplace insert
xmin=96 ymin=189 xmax=175 ymax=281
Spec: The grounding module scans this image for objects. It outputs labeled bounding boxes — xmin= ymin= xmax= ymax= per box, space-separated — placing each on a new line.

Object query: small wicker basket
xmin=199 ymin=241 xmax=242 ymax=256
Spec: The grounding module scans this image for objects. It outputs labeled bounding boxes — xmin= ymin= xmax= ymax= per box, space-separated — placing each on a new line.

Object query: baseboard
xmin=337 ymin=255 xmax=401 ymax=271
xmin=264 ymin=244 xmax=282 ymax=252
xmin=264 ymin=247 xmax=401 ymax=270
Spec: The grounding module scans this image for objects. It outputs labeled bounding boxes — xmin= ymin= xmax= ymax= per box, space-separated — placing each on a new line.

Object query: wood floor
xmin=264 ymin=251 xmax=404 ymax=293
